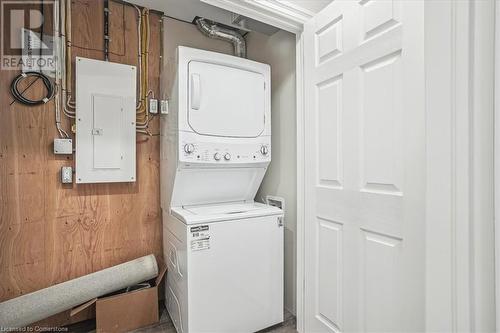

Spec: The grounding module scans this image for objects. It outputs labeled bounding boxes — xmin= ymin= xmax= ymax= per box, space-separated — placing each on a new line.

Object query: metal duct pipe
xmin=195 ymin=17 xmax=247 ymax=58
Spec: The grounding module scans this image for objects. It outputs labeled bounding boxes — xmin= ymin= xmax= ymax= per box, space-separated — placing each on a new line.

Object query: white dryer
xmin=160 ymin=47 xmax=283 ymax=333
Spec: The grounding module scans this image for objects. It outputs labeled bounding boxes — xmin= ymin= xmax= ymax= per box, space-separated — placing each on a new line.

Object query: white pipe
xmin=133 ymin=4 xmax=143 ymax=110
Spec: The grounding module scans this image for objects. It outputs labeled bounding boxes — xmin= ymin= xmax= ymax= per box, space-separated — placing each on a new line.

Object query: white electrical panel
xmin=75 ymin=57 xmax=136 ymax=183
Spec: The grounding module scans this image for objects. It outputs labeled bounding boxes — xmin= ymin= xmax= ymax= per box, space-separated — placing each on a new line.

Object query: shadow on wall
xmin=247 ymin=30 xmax=297 ymax=315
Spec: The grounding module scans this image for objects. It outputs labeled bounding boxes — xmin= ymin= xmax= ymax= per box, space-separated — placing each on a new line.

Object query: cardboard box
xmin=70 ymin=265 xmax=167 ymax=332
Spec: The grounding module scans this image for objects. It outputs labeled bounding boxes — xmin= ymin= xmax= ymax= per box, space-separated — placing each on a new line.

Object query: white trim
xmin=200 ymin=0 xmax=312 ymax=33
xmin=452 ymin=2 xmax=473 ymax=330
xmin=496 ymin=1 xmax=500 ymax=329
xmin=295 ymin=31 xmax=305 ymax=333
xmin=424 ymin=0 xmax=471 ymax=331
xmin=470 ymin=1 xmax=495 ymax=330
xmin=426 ymin=0 xmax=495 ymax=331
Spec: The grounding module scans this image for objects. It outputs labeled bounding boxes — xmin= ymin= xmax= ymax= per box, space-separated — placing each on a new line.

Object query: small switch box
xmin=54 ymin=138 xmax=73 ymax=154
xmin=149 ymin=98 xmax=158 ymax=114
xmin=61 ymin=166 xmax=73 ymax=184
xmin=160 ymin=100 xmax=169 ymax=114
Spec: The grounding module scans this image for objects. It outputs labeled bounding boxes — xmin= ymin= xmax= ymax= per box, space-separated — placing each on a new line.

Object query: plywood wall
xmin=0 ymin=0 xmax=163 ymax=303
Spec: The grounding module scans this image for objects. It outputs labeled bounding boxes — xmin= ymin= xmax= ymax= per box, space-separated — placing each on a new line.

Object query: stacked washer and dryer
xmin=160 ymin=46 xmax=284 ymax=333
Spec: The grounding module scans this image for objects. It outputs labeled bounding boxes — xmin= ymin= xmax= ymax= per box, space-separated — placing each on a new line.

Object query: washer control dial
xmin=224 ymin=153 xmax=231 ymax=161
xmin=184 ymin=143 xmax=195 ymax=154
xmin=214 ymin=153 xmax=221 ymax=161
xmin=260 ymin=145 xmax=269 ymax=155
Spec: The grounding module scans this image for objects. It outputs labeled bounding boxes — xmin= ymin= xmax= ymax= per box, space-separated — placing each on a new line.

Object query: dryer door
xmin=188 ymin=61 xmax=266 ymax=137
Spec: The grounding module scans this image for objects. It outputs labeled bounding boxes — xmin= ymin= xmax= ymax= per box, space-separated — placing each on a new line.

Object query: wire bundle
xmin=134 ymin=6 xmax=154 ymax=135
xmin=10 ymin=71 xmax=55 ymax=106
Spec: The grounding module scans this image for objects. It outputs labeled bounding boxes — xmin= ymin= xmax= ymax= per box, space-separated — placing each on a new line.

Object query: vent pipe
xmin=194 ymin=17 xmax=247 ymax=58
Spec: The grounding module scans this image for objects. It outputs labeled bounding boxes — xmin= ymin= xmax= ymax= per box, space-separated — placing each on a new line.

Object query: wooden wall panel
xmin=0 ymin=0 xmax=162 ymax=303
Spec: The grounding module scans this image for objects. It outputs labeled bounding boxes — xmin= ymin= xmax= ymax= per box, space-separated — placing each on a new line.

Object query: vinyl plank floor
xmin=133 ymin=308 xmax=297 ymax=333
xmin=65 ymin=306 xmax=296 ymax=333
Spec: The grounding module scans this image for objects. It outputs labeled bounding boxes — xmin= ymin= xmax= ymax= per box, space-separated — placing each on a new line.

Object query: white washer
xmin=160 ymin=47 xmax=283 ymax=333
xmin=164 ymin=202 xmax=283 ymax=333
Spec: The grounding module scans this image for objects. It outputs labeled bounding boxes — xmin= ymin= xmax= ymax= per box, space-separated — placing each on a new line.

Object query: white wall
xmin=247 ymin=31 xmax=297 ymax=315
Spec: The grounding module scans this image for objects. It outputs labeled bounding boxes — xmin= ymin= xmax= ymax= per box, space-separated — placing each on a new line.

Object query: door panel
xmin=360 ymin=51 xmax=403 ymax=195
xmin=304 ymin=1 xmax=425 ymax=332
xmin=316 ymin=217 xmax=343 ymax=331
xmin=360 ymin=230 xmax=402 ymax=332
xmin=316 ymin=76 xmax=343 ymax=189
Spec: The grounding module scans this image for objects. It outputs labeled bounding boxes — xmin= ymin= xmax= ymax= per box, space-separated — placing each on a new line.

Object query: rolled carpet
xmin=0 ymin=254 xmax=158 ymax=329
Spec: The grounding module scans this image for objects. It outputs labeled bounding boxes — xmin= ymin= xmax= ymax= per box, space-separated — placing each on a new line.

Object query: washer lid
xmin=187 ymin=60 xmax=266 ymax=138
xmin=171 ymin=201 xmax=282 ymax=224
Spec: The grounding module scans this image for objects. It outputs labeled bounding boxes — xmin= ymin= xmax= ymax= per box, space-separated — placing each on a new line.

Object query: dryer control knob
xmin=214 ymin=153 xmax=221 ymax=161
xmin=224 ymin=153 xmax=231 ymax=161
xmin=184 ymin=143 xmax=195 ymax=154
xmin=260 ymin=145 xmax=269 ymax=155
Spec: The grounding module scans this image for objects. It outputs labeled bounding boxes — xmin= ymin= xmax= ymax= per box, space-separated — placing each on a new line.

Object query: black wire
xmin=104 ymin=0 xmax=109 ymax=61
xmin=9 ymin=76 xmax=40 ymax=105
xmin=163 ymin=14 xmax=194 ymax=25
xmin=69 ymin=1 xmax=127 ymax=57
xmin=10 ymin=71 xmax=55 ymax=106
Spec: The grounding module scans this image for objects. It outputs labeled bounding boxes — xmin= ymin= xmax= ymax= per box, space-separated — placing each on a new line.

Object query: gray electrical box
xmin=54 ymin=138 xmax=73 ymax=154
xmin=61 ymin=166 xmax=73 ymax=184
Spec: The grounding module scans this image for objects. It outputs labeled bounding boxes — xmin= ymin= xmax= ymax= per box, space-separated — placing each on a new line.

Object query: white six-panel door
xmin=303 ymin=1 xmax=425 ymax=332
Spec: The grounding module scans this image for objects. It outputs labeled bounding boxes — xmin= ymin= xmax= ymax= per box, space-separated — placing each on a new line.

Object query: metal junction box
xmin=75 ymin=57 xmax=136 ymax=183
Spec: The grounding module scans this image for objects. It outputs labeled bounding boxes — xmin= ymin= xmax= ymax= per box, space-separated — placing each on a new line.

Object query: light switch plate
xmin=160 ymin=99 xmax=169 ymax=114
xmin=149 ymin=98 xmax=158 ymax=114
xmin=54 ymin=138 xmax=73 ymax=154
xmin=61 ymin=166 xmax=73 ymax=184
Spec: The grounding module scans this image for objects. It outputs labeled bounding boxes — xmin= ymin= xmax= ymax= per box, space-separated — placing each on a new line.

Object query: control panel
xmin=179 ymin=139 xmax=271 ymax=165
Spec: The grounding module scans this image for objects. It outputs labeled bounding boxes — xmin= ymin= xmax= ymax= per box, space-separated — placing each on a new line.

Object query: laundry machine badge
xmin=190 ymin=225 xmax=210 ymax=251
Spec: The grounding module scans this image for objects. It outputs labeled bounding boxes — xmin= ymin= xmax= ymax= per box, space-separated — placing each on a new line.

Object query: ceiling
xmin=127 ymin=0 xmax=334 ymax=35
xmin=290 ymin=0 xmax=333 ymax=13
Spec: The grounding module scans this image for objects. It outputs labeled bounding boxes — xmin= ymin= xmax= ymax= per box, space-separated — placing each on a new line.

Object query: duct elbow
xmin=195 ymin=17 xmax=247 ymax=58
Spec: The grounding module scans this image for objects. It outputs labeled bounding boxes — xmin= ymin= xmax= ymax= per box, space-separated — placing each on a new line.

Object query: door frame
xmin=202 ymin=1 xmax=495 ymax=332
xmin=495 ymin=1 xmax=500 ymax=329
